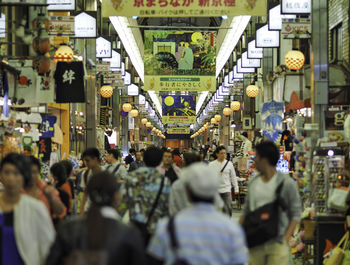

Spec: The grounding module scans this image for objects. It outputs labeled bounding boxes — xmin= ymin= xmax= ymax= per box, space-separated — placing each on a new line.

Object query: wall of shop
xmin=328 ymin=0 xmax=350 ymax=63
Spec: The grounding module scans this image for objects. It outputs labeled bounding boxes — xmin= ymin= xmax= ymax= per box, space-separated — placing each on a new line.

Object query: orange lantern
xmin=215 ymin=114 xmax=221 ymax=122
xmin=54 ymin=44 xmax=74 ymax=63
xmin=246 ymin=85 xmax=259 ymax=98
xmin=211 ymin=118 xmax=217 ymax=124
xmin=130 ymin=109 xmax=139 ymax=118
xmin=223 ymin=107 xmax=232 ymax=116
xmin=33 ymin=55 xmax=51 ymax=74
xmin=152 ymin=127 xmax=156 ymax=132
xmin=122 ymin=103 xmax=132 ymax=112
xmin=285 ymin=50 xmax=305 ymax=70
xmin=230 ymin=101 xmax=240 ymax=111
xmin=100 ymin=85 xmax=113 ymax=98
xmin=141 ymin=118 xmax=148 ymax=125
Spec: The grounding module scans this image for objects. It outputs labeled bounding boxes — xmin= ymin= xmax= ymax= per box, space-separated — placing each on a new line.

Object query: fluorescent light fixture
xmin=237 ymin=58 xmax=255 ymax=73
xmin=216 ymin=16 xmax=251 ymax=77
xmin=241 ymin=51 xmax=261 ymax=68
xmin=0 ymin=13 xmax=5 ymax=38
xmin=248 ymin=40 xmax=263 ymax=59
xmin=256 ymin=24 xmax=280 ymax=48
xmin=121 ymin=62 xmax=125 ymax=76
xmin=148 ymin=91 xmax=162 ymax=116
xmin=196 ymin=91 xmax=209 ymax=114
xmin=221 ymin=15 xmax=228 ymax=20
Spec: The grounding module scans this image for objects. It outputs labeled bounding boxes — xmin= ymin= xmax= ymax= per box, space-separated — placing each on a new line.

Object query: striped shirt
xmin=148 ymin=203 xmax=248 ymax=265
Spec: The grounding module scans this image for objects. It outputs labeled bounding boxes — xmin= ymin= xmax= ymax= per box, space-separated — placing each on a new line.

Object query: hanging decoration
xmin=246 ymin=85 xmax=259 ymax=98
xmin=146 ymin=122 xmax=152 ymax=128
xmin=122 ymin=103 xmax=132 ymax=112
xmin=223 ymin=107 xmax=232 ymax=116
xmin=141 ymin=118 xmax=148 ymax=125
xmin=100 ymin=85 xmax=113 ymax=98
xmin=130 ymin=109 xmax=139 ymax=118
xmin=231 ymin=101 xmax=241 ymax=111
xmin=214 ymin=114 xmax=221 ymax=122
xmin=211 ymin=117 xmax=217 ymax=124
xmin=54 ymin=44 xmax=74 ymax=63
xmin=285 ymin=50 xmax=305 ymax=70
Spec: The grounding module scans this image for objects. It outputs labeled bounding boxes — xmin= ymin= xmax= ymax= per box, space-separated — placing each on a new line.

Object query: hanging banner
xmin=102 ymin=0 xmax=266 ymax=17
xmin=144 ymin=30 xmax=216 ymax=91
xmin=281 ymin=18 xmax=311 ymax=39
xmin=167 ymin=128 xmax=190 ymax=134
xmin=162 ymin=95 xmax=196 ymax=124
xmin=48 ymin=16 xmax=74 ymax=36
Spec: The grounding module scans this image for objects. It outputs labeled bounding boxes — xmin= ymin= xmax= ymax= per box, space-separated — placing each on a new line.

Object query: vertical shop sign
xmin=256 ymin=24 xmax=280 ymax=48
xmin=0 ymin=14 xmax=5 ymax=38
xmin=281 ymin=0 xmax=311 ymax=14
xmin=96 ymin=37 xmax=112 ymax=58
xmin=47 ymin=0 xmax=75 ymax=11
xmin=38 ymin=137 xmax=52 ymax=162
xmin=74 ymin=12 xmax=96 ymax=38
xmin=144 ymin=30 xmax=216 ymax=92
xmin=162 ymin=95 xmax=196 ymax=124
xmin=247 ymin=40 xmax=263 ymax=59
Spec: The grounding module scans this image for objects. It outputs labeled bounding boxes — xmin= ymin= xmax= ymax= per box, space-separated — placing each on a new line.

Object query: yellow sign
xmin=167 ymin=128 xmax=191 ymax=134
xmin=163 ymin=116 xmax=197 ymax=124
xmin=102 ymin=0 xmax=266 ymax=17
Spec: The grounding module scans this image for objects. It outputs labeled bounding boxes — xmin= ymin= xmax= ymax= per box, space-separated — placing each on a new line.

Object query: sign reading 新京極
xmin=102 ymin=0 xmax=266 ymax=17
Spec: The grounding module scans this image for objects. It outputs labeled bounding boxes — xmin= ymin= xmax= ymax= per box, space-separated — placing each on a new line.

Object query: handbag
xmin=167 ymin=216 xmax=190 ymax=265
xmin=323 ymin=231 xmax=349 ymax=265
xmin=242 ymin=180 xmax=286 ymax=248
xmin=328 ymin=187 xmax=349 ymax=212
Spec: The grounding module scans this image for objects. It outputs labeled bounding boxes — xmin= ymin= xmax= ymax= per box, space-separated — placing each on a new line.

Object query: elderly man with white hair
xmin=147 ymin=163 xmax=248 ymax=265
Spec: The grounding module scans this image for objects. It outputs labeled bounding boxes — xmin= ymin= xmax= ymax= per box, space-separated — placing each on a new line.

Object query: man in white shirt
xmin=209 ymin=146 xmax=238 ymax=217
xmin=105 ymin=149 xmax=127 ymax=181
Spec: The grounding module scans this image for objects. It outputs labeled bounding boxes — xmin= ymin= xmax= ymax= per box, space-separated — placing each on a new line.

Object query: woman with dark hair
xmin=45 ymin=172 xmax=146 ymax=265
xmin=50 ymin=163 xmax=72 ymax=214
xmin=0 ymin=153 xmax=55 ymax=265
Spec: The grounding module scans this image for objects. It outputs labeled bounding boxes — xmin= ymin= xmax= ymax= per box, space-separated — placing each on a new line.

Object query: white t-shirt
xmin=209 ymin=160 xmax=238 ymax=193
xmin=81 ymin=169 xmax=93 ymax=212
xmin=250 ymin=174 xmax=278 ymax=211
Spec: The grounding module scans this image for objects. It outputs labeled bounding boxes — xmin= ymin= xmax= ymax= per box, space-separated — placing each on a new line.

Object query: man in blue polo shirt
xmin=148 ymin=162 xmax=248 ymax=265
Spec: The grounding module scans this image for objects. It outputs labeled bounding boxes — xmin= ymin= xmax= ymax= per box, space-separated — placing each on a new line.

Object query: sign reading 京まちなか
xmin=167 ymin=128 xmax=190 ymax=134
xmin=162 ymin=95 xmax=196 ymax=124
xmin=102 ymin=0 xmax=266 ymax=17
xmin=144 ymin=30 xmax=216 ymax=91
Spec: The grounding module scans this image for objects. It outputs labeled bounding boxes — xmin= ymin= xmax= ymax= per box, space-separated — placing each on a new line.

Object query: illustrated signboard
xmin=167 ymin=128 xmax=190 ymax=134
xmin=102 ymin=0 xmax=266 ymax=17
xmin=48 ymin=16 xmax=74 ymax=36
xmin=281 ymin=18 xmax=311 ymax=39
xmin=162 ymin=95 xmax=196 ymax=124
xmin=144 ymin=30 xmax=216 ymax=91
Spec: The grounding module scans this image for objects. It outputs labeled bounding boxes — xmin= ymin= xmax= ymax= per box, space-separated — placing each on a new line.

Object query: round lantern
xmin=130 ymin=109 xmax=138 ymax=118
xmin=285 ymin=50 xmax=305 ymax=70
xmin=32 ymin=36 xmax=51 ymax=55
xmin=246 ymin=85 xmax=259 ymax=98
xmin=230 ymin=101 xmax=240 ymax=111
xmin=100 ymin=85 xmax=113 ymax=98
xmin=211 ymin=118 xmax=217 ymax=124
xmin=54 ymin=44 xmax=74 ymax=63
xmin=152 ymin=127 xmax=156 ymax=132
xmin=223 ymin=107 xmax=232 ymax=116
xmin=122 ymin=103 xmax=132 ymax=112
xmin=146 ymin=122 xmax=152 ymax=128
xmin=33 ymin=55 xmax=50 ymax=74
xmin=141 ymin=118 xmax=148 ymax=125
xmin=215 ymin=114 xmax=221 ymax=122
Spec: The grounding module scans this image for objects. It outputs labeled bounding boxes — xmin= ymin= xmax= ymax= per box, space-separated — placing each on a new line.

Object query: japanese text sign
xmin=102 ymin=0 xmax=266 ymax=17
xmin=282 ymin=18 xmax=311 ymax=39
xmin=162 ymin=95 xmax=196 ymax=124
xmin=167 ymin=128 xmax=190 ymax=134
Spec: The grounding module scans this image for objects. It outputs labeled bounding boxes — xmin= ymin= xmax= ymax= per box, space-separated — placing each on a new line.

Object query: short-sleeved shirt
xmin=119 ymin=167 xmax=171 ymax=233
xmin=148 ymin=203 xmax=248 ymax=265
xmin=105 ymin=162 xmax=128 ymax=180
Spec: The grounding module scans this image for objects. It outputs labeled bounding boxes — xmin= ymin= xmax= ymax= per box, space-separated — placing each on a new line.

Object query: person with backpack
xmin=240 ymin=141 xmax=301 ymax=265
xmin=148 ymin=163 xmax=248 ymax=265
xmin=45 ymin=172 xmax=146 ymax=265
xmin=105 ymin=149 xmax=127 ymax=181
xmin=208 ymin=146 xmax=238 ymax=217
xmin=79 ymin=148 xmax=103 ymax=215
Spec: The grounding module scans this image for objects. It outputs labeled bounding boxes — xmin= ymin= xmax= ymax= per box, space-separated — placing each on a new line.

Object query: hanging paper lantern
xmin=152 ymin=127 xmax=157 ymax=132
xmin=130 ymin=109 xmax=138 ymax=118
xmin=54 ymin=44 xmax=74 ymax=63
xmin=215 ymin=114 xmax=221 ymax=122
xmin=230 ymin=101 xmax=240 ymax=111
xmin=285 ymin=50 xmax=305 ymax=70
xmin=141 ymin=118 xmax=148 ymax=125
xmin=146 ymin=122 xmax=152 ymax=128
xmin=32 ymin=36 xmax=51 ymax=55
xmin=246 ymin=85 xmax=259 ymax=98
xmin=223 ymin=107 xmax=232 ymax=116
xmin=33 ymin=55 xmax=51 ymax=74
xmin=100 ymin=85 xmax=113 ymax=98
xmin=122 ymin=103 xmax=132 ymax=112
xmin=211 ymin=118 xmax=217 ymax=124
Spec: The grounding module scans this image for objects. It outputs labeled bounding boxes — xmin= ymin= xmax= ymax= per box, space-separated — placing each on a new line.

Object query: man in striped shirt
xmin=148 ymin=163 xmax=248 ymax=265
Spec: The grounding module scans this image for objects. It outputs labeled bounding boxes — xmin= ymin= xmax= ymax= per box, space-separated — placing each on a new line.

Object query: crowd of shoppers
xmin=0 ymin=140 xmax=303 ymax=265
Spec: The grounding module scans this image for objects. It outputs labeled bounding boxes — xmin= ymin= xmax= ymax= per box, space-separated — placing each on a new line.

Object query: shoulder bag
xmin=323 ymin=231 xmax=349 ymax=265
xmin=220 ymin=160 xmax=229 ymax=174
xmin=167 ymin=216 xmax=190 ymax=265
xmin=242 ymin=180 xmax=286 ymax=248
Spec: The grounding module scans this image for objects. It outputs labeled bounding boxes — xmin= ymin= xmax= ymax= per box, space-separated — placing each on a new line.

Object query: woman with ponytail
xmin=45 ymin=171 xmax=146 ymax=265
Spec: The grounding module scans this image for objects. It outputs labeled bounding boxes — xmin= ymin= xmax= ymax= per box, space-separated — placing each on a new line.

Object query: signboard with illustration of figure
xmin=102 ymin=0 xmax=266 ymax=17
xmin=162 ymin=95 xmax=196 ymax=124
xmin=144 ymin=31 xmax=216 ymax=91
